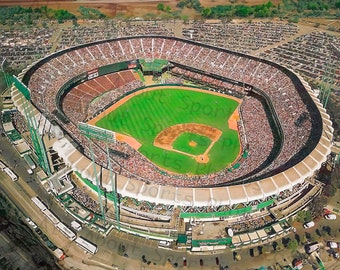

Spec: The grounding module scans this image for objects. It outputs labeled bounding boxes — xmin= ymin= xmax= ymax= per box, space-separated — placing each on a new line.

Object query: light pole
xmin=1 ymin=58 xmax=11 ymax=91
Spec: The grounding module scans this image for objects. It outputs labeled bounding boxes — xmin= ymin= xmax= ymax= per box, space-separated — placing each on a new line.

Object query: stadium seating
xmin=25 ymin=36 xmax=327 ymax=189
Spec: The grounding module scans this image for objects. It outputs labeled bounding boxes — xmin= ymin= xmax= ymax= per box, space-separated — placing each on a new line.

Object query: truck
xmin=52 ymin=248 xmax=65 ymax=260
xmin=0 ymin=160 xmax=7 ymax=171
xmin=71 ymin=220 xmax=82 ymax=231
xmin=305 ymin=242 xmax=319 ymax=254
xmin=4 ymin=167 xmax=18 ymax=181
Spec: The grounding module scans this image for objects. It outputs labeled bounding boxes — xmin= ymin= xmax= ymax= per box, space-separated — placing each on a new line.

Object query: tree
xmin=54 ymin=9 xmax=76 ymax=23
xmin=310 ymin=196 xmax=327 ymax=217
xmin=301 ymin=234 xmax=307 ymax=244
xmin=176 ymin=0 xmax=186 ymax=9
xmin=266 ymin=1 xmax=273 ymax=8
xmin=25 ymin=13 xmax=33 ymax=25
xmin=294 ymin=233 xmax=301 ymax=244
xmin=323 ymin=184 xmax=337 ymax=197
xmin=322 ymin=225 xmax=331 ymax=235
xmin=287 ymin=239 xmax=299 ymax=251
xmin=78 ymin=6 xmax=105 ymax=19
xmin=309 ymin=232 xmax=318 ymax=242
xmin=331 ymin=164 xmax=340 ymax=188
xmin=288 ymin=15 xmax=299 ymax=23
xmin=235 ymin=5 xmax=252 ymax=17
xmin=157 ymin=3 xmax=165 ymax=11
xmin=181 ymin=15 xmax=189 ymax=23
xmin=295 ymin=210 xmax=313 ymax=223
xmin=276 ymin=242 xmax=284 ymax=251
xmin=202 ymin=7 xmax=212 ymax=18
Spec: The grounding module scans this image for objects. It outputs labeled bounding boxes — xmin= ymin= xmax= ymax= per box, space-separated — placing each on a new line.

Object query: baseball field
xmin=93 ymin=86 xmax=241 ymax=175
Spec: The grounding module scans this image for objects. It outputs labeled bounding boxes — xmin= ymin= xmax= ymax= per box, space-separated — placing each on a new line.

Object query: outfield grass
xmin=172 ymin=132 xmax=211 ymax=156
xmin=95 ymin=87 xmax=240 ymax=175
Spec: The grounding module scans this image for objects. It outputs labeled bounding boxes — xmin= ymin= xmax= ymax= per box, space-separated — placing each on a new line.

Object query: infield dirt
xmin=154 ymin=123 xmax=222 ymax=163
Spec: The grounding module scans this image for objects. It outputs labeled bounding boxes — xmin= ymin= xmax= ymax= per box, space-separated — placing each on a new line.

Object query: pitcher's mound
xmin=189 ymin=141 xmax=197 ymax=147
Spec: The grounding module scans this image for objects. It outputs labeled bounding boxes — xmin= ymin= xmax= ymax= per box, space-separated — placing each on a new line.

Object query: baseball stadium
xmin=10 ymin=36 xmax=333 ymax=250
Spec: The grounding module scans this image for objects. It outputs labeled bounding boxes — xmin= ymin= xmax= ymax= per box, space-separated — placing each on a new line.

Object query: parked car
xmin=182 ymin=257 xmax=187 ymax=267
xmin=25 ymin=217 xmax=37 ymax=229
xmin=324 ymin=214 xmax=337 ymax=220
xmin=158 ymin=240 xmax=171 ymax=247
xmin=327 ymin=241 xmax=339 ymax=249
xmin=303 ymin=221 xmax=315 ymax=229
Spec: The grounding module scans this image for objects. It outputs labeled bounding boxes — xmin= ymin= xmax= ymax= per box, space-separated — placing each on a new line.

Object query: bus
xmin=4 ymin=167 xmax=18 ymax=181
xmin=56 ymin=222 xmax=76 ymax=241
xmin=0 ymin=160 xmax=7 ymax=171
xmin=158 ymin=240 xmax=171 ymax=248
xmin=42 ymin=208 xmax=60 ymax=225
xmin=71 ymin=220 xmax=82 ymax=231
xmin=31 ymin=196 xmax=47 ymax=211
xmin=23 ymin=154 xmax=36 ymax=170
xmin=75 ymin=236 xmax=98 ymax=254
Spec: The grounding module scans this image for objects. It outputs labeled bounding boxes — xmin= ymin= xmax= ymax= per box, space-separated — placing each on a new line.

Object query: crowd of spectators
xmin=120 ymin=197 xmax=174 ymax=219
xmin=26 ymin=36 xmax=317 ymax=187
xmin=276 ymin=182 xmax=309 ymax=203
xmin=226 ymin=213 xmax=274 ymax=234
xmin=56 ymin=20 xmax=174 ymax=51
xmin=71 ymin=187 xmax=100 ymax=214
xmin=182 ymin=21 xmax=298 ymax=54
xmin=87 ymin=80 xmax=144 ymax=119
xmin=11 ymin=110 xmax=29 ymax=134
xmin=62 ymin=70 xmax=142 ymax=122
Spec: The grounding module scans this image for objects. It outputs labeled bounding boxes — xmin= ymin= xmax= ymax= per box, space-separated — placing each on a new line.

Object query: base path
xmin=154 ymin=123 xmax=222 ymax=164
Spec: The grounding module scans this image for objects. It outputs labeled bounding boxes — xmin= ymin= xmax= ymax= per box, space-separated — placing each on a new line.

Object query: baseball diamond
xmin=93 ymin=86 xmax=241 ymax=175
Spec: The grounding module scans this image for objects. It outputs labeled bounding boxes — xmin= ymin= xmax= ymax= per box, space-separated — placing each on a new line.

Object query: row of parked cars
xmin=303 ymin=213 xmax=337 ymax=229
xmin=327 ymin=241 xmax=340 ymax=259
xmin=304 ymin=241 xmax=339 ymax=259
xmin=303 ymin=212 xmax=338 ymax=259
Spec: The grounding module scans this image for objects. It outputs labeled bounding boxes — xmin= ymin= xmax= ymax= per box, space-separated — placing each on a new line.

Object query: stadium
xmin=11 ymin=36 xmax=333 ymax=250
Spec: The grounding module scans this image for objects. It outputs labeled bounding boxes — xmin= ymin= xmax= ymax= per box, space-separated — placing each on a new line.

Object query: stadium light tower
xmin=1 ymin=58 xmax=11 ymax=90
xmin=318 ymin=60 xmax=336 ymax=108
xmin=1 ymin=60 xmax=52 ymax=175
xmin=78 ymin=122 xmax=120 ymax=228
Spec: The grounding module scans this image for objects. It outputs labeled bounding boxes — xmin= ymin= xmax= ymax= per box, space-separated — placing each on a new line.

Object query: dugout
xmin=139 ymin=58 xmax=169 ymax=76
